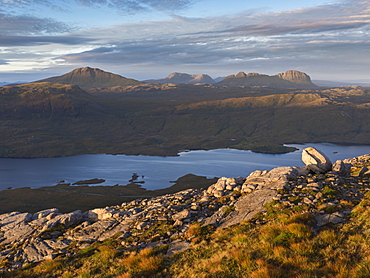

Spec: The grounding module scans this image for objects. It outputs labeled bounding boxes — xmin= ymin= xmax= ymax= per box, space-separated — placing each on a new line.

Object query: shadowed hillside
xmin=0 ymin=80 xmax=369 ymax=158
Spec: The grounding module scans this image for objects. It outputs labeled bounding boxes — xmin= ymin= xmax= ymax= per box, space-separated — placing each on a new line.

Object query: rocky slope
xmin=218 ymin=70 xmax=317 ymax=89
xmin=145 ymin=72 xmax=215 ymax=84
xmin=37 ymin=67 xmax=143 ymax=89
xmin=1 ymin=148 xmax=369 ymax=274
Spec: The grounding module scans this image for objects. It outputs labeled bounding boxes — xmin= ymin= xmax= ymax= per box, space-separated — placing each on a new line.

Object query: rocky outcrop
xmin=276 ymin=70 xmax=313 ymax=84
xmin=0 ymin=151 xmax=369 ymax=272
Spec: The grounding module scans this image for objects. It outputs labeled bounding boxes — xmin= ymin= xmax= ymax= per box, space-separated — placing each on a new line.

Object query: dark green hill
xmin=0 ymin=83 xmax=369 ymax=157
xmin=37 ymin=67 xmax=143 ymax=89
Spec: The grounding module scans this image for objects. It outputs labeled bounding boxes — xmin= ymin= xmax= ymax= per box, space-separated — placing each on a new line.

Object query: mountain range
xmin=2 ymin=68 xmax=370 ymax=89
xmin=35 ymin=67 xmax=317 ymax=90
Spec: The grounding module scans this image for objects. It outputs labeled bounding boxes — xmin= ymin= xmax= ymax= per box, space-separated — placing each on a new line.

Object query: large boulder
xmin=302 ymin=147 xmax=332 ymax=173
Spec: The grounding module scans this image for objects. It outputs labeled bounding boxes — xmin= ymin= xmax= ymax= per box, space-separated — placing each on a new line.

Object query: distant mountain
xmin=37 ymin=67 xmax=143 ymax=89
xmin=145 ymin=72 xmax=215 ymax=84
xmin=217 ymin=70 xmax=317 ymax=89
xmin=214 ymin=76 xmax=226 ymax=83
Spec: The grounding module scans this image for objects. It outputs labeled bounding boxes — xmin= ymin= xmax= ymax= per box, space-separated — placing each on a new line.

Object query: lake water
xmin=0 ymin=143 xmax=368 ymax=191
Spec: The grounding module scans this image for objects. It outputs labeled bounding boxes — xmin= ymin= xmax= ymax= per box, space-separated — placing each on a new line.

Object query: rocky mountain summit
xmin=218 ymin=70 xmax=317 ymax=89
xmin=1 ymin=148 xmax=369 ymax=275
xmin=37 ymin=67 xmax=142 ymax=89
xmin=145 ymin=72 xmax=215 ymax=84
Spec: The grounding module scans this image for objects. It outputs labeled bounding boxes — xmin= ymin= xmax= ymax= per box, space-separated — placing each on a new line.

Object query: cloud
xmin=0 ymin=13 xmax=71 ymax=35
xmin=0 ymin=59 xmax=8 ymax=65
xmin=78 ymin=0 xmax=194 ymax=10
xmin=0 ymin=35 xmax=93 ymax=46
xmin=0 ymin=0 xmax=196 ymax=13
xmin=2 ymin=0 xmax=370 ymax=81
xmin=61 ymin=0 xmax=370 ymax=62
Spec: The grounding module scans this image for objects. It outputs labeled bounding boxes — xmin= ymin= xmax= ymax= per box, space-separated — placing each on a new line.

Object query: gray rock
xmin=172 ymin=209 xmax=191 ymax=221
xmin=1 ymin=222 xmax=36 ymax=244
xmin=136 ymin=221 xmax=149 ymax=230
xmin=42 ymin=210 xmax=83 ymax=231
xmin=213 ymin=190 xmax=225 ymax=198
xmin=216 ymin=189 xmax=277 ymax=228
xmin=203 ymin=209 xmax=227 ymax=226
xmin=0 ymin=212 xmax=33 ymax=231
xmin=69 ymin=220 xmax=120 ymax=242
xmin=22 ymin=238 xmax=69 ymax=263
xmin=332 ymin=160 xmax=351 ymax=177
xmin=166 ymin=241 xmax=190 ymax=256
xmin=32 ymin=208 xmax=59 ymax=220
xmin=87 ymin=208 xmax=116 ymax=221
xmin=302 ymin=147 xmax=332 ymax=173
xmin=359 ymin=166 xmax=370 ymax=177
xmin=315 ymin=213 xmax=345 ymax=226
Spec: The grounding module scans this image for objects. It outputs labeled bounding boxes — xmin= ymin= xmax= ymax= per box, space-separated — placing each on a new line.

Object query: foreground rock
xmin=302 ymin=147 xmax=332 ymax=173
xmin=0 ymin=150 xmax=369 ymax=272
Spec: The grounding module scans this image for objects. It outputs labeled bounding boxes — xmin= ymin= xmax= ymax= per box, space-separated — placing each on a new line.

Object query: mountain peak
xmin=218 ymin=70 xmax=317 ymax=89
xmin=145 ymin=72 xmax=215 ymax=84
xmin=37 ymin=67 xmax=143 ymax=89
xmin=276 ymin=70 xmax=313 ymax=84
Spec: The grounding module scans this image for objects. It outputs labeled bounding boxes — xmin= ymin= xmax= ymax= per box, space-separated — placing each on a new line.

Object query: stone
xmin=332 ymin=160 xmax=351 ymax=177
xmin=315 ymin=213 xmax=345 ymax=226
xmin=136 ymin=222 xmax=149 ymax=230
xmin=216 ymin=189 xmax=278 ymax=228
xmin=172 ymin=209 xmax=191 ymax=221
xmin=173 ymin=220 xmax=183 ymax=226
xmin=214 ymin=178 xmax=227 ymax=191
xmin=166 ymin=241 xmax=190 ymax=255
xmin=42 ymin=210 xmax=83 ymax=231
xmin=88 ymin=208 xmax=115 ymax=221
xmin=226 ymin=178 xmax=237 ymax=186
xmin=359 ymin=166 xmax=370 ymax=177
xmin=315 ymin=192 xmax=323 ymax=199
xmin=302 ymin=147 xmax=332 ymax=173
xmin=0 ymin=212 xmax=33 ymax=231
xmin=213 ymin=190 xmax=225 ymax=198
xmin=33 ymin=208 xmax=59 ymax=220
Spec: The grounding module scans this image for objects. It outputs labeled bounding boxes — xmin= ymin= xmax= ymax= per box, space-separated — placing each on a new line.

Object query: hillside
xmin=145 ymin=72 xmax=215 ymax=84
xmin=1 ymin=149 xmax=369 ymax=277
xmin=218 ymin=70 xmax=317 ymax=89
xmin=37 ymin=67 xmax=143 ymax=89
xmin=0 ymin=82 xmax=369 ymax=157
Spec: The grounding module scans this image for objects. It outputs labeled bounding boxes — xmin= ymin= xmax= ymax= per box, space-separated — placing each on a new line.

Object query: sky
xmin=0 ymin=0 xmax=370 ymax=82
